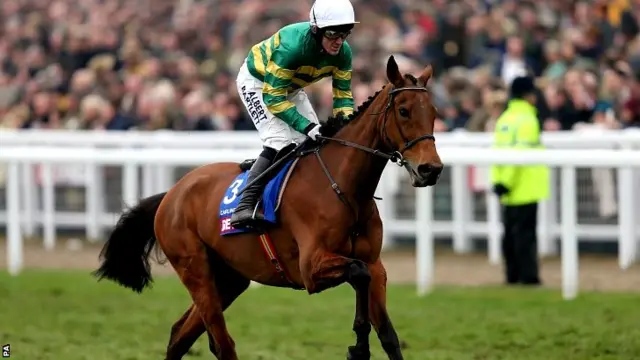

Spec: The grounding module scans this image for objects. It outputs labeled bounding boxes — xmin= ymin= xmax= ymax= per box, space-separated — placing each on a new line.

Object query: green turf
xmin=1 ymin=271 xmax=639 ymax=360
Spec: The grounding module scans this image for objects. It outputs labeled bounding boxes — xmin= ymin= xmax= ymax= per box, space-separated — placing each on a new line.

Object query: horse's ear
xmin=386 ymin=55 xmax=404 ymax=88
xmin=418 ymin=64 xmax=434 ymax=87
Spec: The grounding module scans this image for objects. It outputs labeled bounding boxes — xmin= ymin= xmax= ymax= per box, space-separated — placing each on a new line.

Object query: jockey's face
xmin=322 ymin=35 xmax=344 ymax=55
xmin=320 ymin=26 xmax=352 ymax=55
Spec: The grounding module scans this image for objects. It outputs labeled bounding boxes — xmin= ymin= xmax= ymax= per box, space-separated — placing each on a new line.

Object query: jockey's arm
xmin=262 ymin=46 xmax=313 ymax=134
xmin=331 ymin=43 xmax=355 ymax=117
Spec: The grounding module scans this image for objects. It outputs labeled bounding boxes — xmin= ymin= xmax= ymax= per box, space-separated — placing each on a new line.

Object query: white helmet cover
xmin=309 ymin=0 xmax=359 ymax=29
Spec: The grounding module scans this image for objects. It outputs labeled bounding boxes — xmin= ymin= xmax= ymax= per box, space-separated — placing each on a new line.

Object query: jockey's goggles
xmin=323 ymin=29 xmax=351 ymax=40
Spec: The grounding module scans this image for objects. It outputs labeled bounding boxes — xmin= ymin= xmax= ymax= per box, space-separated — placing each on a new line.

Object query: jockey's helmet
xmin=309 ymin=0 xmax=359 ymax=32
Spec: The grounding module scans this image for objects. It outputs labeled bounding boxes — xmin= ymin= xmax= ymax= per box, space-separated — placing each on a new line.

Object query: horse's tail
xmin=92 ymin=192 xmax=167 ymax=293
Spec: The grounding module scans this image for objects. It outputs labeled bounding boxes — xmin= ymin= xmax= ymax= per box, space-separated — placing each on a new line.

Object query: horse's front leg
xmin=299 ymin=249 xmax=372 ymax=360
xmin=347 ymin=260 xmax=372 ymax=360
xmin=368 ymin=259 xmax=403 ymax=360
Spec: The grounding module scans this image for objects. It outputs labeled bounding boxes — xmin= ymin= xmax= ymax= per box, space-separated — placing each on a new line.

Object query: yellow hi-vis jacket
xmin=490 ymin=99 xmax=550 ymax=206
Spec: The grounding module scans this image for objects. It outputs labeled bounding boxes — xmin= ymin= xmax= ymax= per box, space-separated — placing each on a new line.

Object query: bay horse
xmin=93 ymin=55 xmax=443 ymax=360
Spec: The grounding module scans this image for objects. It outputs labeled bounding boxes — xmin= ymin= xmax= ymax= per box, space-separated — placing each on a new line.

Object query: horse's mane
xmin=323 ymin=88 xmax=382 ymax=134
xmin=322 ymin=74 xmax=419 ymax=137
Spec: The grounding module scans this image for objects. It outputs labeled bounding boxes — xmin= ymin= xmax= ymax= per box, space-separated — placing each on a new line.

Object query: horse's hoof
xmin=347 ymin=346 xmax=370 ymax=360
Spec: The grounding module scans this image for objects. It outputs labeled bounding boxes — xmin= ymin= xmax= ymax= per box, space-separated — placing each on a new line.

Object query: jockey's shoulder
xmin=270 ymin=22 xmax=311 ymax=46
xmin=274 ymin=22 xmax=352 ymax=54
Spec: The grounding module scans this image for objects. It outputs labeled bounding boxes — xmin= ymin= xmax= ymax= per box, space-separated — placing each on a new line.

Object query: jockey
xmin=231 ymin=0 xmax=357 ymax=229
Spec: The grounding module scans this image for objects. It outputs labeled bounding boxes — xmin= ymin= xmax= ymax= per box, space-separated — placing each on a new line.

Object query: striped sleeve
xmin=262 ymin=40 xmax=312 ymax=134
xmin=331 ymin=43 xmax=354 ymax=117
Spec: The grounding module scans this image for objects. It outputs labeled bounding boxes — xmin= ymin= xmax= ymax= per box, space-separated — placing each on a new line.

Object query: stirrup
xmin=244 ymin=201 xmax=266 ymax=222
xmin=231 ymin=212 xmax=266 ymax=232
xmin=231 ymin=197 xmax=265 ymax=226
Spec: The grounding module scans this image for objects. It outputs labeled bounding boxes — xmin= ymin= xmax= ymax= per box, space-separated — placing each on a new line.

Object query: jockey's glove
xmin=492 ymin=184 xmax=510 ymax=196
xmin=304 ymin=123 xmax=323 ymax=141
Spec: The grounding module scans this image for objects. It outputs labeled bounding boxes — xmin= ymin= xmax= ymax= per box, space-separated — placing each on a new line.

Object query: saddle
xmin=236 ymin=141 xmax=315 ymax=173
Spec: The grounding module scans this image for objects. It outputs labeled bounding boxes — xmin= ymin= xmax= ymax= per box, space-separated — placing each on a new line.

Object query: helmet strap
xmin=310 ymin=9 xmax=325 ymax=52
xmin=312 ymin=30 xmax=326 ymax=53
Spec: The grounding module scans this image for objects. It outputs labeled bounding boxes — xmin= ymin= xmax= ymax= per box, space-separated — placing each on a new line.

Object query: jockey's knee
xmin=260 ymin=146 xmax=277 ymax=161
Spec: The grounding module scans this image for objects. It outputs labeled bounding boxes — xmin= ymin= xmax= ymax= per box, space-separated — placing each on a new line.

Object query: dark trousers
xmin=501 ymin=202 xmax=541 ymax=284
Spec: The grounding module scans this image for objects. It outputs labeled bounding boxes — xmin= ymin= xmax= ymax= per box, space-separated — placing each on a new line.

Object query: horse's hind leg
xmin=166 ymin=249 xmax=251 ymax=359
xmin=204 ymin=250 xmax=251 ymax=354
xmin=161 ymin=230 xmax=243 ymax=360
xmin=166 ymin=304 xmax=205 ymax=360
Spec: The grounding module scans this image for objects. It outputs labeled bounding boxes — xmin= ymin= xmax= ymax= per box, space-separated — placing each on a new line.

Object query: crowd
xmin=1 ymin=0 xmax=639 ymax=134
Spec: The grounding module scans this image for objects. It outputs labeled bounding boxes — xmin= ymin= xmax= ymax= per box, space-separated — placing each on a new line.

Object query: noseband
xmin=316 ymin=85 xmax=436 ymax=167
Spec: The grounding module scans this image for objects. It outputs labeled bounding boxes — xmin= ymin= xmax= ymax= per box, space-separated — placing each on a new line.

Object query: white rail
xmin=1 ymin=146 xmax=638 ymax=301
xmin=1 ymin=128 xmax=639 ymax=148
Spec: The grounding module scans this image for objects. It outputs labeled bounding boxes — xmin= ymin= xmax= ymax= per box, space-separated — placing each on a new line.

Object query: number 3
xmin=223 ymin=179 xmax=245 ymax=205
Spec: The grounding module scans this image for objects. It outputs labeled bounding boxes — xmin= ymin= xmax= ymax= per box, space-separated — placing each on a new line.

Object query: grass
xmin=1 ymin=271 xmax=639 ymax=360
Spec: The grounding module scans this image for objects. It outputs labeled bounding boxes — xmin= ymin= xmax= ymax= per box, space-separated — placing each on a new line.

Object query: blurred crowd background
xmin=1 ymin=0 xmax=639 ymax=134
xmin=1 ymin=0 xmax=639 ymax=225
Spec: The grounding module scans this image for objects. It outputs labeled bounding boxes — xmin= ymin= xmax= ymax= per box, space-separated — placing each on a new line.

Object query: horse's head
xmin=379 ymin=55 xmax=443 ymax=187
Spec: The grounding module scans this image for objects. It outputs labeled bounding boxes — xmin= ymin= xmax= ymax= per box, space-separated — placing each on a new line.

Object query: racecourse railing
xmin=1 ymin=134 xmax=639 ymax=301
xmin=1 ymin=128 xmax=639 ymax=148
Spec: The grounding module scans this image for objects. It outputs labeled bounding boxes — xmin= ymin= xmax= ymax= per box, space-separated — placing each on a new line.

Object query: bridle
xmin=315 ymin=85 xmax=437 ymax=167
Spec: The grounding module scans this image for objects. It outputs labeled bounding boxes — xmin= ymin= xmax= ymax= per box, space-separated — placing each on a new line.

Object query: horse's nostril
xmin=417 ymin=164 xmax=431 ymax=175
xmin=417 ymin=163 xmax=443 ymax=176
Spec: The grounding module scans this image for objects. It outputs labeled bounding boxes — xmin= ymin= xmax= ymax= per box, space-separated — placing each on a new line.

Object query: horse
xmin=93 ymin=55 xmax=443 ymax=360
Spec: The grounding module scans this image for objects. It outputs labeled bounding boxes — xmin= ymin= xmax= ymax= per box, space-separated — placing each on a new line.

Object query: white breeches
xmin=235 ymin=60 xmax=319 ymax=151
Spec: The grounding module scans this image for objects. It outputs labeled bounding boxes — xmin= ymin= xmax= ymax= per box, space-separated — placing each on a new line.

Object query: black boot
xmin=230 ymin=154 xmax=273 ymax=229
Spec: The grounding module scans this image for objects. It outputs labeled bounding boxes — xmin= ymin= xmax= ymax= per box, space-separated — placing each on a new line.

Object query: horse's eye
xmin=399 ymin=108 xmax=410 ymax=118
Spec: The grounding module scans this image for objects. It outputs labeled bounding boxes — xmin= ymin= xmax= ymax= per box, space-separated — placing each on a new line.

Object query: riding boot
xmin=230 ymin=153 xmax=274 ymax=229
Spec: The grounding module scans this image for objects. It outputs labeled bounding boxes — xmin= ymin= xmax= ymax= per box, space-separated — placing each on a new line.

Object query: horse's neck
xmin=320 ymin=102 xmax=388 ymax=203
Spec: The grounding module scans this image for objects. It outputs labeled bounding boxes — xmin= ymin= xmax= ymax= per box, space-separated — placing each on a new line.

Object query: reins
xmin=315 ymin=86 xmax=436 ymax=165
xmin=237 ymin=85 xmax=436 ymax=245
xmin=239 ymin=86 xmax=435 ymax=195
xmin=304 ymin=85 xmax=437 ymax=240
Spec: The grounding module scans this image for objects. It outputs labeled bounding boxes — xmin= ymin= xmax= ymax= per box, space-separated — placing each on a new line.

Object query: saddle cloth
xmin=219 ymin=158 xmax=297 ymax=236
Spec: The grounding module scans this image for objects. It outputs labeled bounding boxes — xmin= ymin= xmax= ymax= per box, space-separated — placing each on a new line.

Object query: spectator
xmin=466 ymin=89 xmax=508 ymax=133
xmin=0 ymin=0 xmax=637 ymax=135
xmin=490 ymin=76 xmax=549 ymax=286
